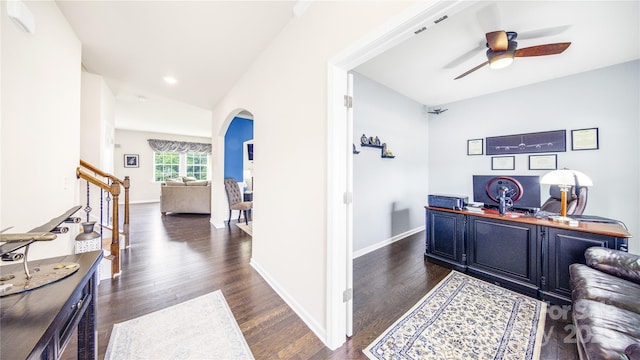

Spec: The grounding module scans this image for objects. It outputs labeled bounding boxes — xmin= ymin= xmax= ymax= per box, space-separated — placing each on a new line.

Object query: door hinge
xmin=343 ymin=95 xmax=353 ymax=108
xmin=343 ymin=288 xmax=353 ymax=302
xmin=343 ymin=192 xmax=353 ymax=205
xmin=540 ymin=276 xmax=546 ymax=287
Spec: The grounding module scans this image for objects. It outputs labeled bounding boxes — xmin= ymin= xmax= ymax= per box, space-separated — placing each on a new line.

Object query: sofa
xmin=160 ymin=177 xmax=211 ymax=215
xmin=569 ymin=247 xmax=640 ymax=360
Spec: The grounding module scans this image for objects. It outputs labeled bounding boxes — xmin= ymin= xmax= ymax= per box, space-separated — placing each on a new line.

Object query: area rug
xmin=364 ymin=271 xmax=546 ymax=360
xmin=105 ymin=290 xmax=254 ymax=359
xmin=236 ymin=221 xmax=252 ymax=236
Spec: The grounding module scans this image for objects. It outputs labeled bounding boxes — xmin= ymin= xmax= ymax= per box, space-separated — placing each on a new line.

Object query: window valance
xmin=147 ymin=139 xmax=212 ymax=154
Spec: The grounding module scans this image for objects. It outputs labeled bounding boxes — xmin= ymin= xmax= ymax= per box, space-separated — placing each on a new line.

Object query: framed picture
xmin=571 ymin=128 xmax=599 ymax=150
xmin=528 ymin=154 xmax=557 ymax=170
xmin=491 ymin=156 xmax=515 ymax=170
xmin=486 ymin=130 xmax=566 ymax=155
xmin=124 ymin=154 xmax=139 ymax=168
xmin=467 ymin=139 xmax=483 ymax=155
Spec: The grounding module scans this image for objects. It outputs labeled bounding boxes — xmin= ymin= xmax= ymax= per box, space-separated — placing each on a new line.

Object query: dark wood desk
xmin=1 ymin=250 xmax=103 ymax=360
xmin=424 ymin=206 xmax=631 ymax=304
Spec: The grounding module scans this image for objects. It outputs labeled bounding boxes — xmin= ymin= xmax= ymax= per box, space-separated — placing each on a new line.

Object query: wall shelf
xmin=361 ymin=143 xmax=395 ymax=158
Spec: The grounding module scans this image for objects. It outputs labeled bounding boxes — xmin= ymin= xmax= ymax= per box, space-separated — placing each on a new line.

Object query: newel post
xmin=110 ymin=180 xmax=121 ymax=278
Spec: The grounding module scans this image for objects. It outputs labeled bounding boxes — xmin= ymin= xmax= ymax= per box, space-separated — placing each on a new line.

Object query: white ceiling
xmin=56 ymin=0 xmax=298 ymax=137
xmin=356 ymin=1 xmax=640 ymax=107
xmin=56 ymin=1 xmax=639 ymax=137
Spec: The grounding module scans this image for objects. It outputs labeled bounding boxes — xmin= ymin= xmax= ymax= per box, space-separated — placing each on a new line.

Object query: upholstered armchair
xmin=223 ymin=178 xmax=252 ymax=225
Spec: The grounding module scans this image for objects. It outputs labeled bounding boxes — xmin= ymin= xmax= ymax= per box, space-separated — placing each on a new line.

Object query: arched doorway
xmin=210 ymin=109 xmax=254 ymax=229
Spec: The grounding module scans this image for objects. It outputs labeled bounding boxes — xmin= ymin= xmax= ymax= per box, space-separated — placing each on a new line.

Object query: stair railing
xmin=76 ymin=160 xmax=130 ymax=278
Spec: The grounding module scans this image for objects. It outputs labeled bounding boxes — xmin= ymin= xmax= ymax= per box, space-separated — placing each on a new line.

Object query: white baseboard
xmin=210 ymin=218 xmax=226 ymax=229
xmin=250 ymin=259 xmax=327 ymax=347
xmin=129 ymin=200 xmax=160 ymax=205
xmin=353 ymin=225 xmax=425 ymax=259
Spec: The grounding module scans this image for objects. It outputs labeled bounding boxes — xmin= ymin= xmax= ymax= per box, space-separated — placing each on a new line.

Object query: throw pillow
xmin=185 ymin=180 xmax=209 ymax=186
xmin=165 ymin=179 xmax=186 ymax=186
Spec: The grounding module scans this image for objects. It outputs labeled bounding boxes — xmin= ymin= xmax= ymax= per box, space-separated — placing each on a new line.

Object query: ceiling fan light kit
xmin=488 ymin=41 xmax=517 ymax=69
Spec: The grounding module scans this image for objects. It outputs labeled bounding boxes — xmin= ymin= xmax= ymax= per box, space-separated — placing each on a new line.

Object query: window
xmin=186 ymin=153 xmax=208 ymax=180
xmin=154 ymin=152 xmax=209 ymax=182
xmin=154 ymin=152 xmax=180 ymax=181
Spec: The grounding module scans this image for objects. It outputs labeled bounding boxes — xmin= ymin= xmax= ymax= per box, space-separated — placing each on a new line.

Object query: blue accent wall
xmin=224 ymin=117 xmax=253 ymax=181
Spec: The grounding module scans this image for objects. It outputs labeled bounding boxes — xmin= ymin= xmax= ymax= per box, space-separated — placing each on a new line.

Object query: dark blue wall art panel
xmin=224 ymin=117 xmax=253 ymax=181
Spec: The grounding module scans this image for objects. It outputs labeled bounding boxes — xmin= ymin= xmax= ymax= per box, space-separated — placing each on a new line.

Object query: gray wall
xmin=352 ymin=72 xmax=429 ymax=257
xmin=428 ymin=60 xmax=639 ymax=254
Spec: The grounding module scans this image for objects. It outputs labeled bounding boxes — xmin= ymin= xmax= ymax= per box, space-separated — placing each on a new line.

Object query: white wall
xmin=352 ymin=72 xmax=428 ymax=256
xmin=428 ymin=60 xmax=640 ymax=254
xmin=209 ymin=0 xmax=413 ymax=344
xmin=79 ymin=71 xmax=116 ymax=226
xmin=81 ymin=71 xmax=115 ymax=171
xmin=114 ymin=129 xmax=211 ymax=203
xmin=1 ymin=1 xmax=82 ymax=261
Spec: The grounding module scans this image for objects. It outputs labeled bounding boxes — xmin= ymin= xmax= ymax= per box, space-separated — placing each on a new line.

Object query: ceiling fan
xmin=454 ymin=30 xmax=571 ymax=80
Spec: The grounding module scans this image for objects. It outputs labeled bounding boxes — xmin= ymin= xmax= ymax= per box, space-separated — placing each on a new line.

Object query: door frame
xmin=325 ymin=0 xmax=473 ymax=349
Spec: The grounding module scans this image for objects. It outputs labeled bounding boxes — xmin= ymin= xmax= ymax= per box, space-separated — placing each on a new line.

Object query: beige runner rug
xmin=106 ymin=290 xmax=254 ymax=359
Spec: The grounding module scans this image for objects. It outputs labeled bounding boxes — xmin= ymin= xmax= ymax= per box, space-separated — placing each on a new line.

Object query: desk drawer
xmin=57 ymin=278 xmax=91 ymax=356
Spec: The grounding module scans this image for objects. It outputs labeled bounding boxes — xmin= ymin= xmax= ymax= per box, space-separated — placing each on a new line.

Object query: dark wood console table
xmin=424 ymin=206 xmax=631 ymax=305
xmin=1 ymin=250 xmax=103 ymax=359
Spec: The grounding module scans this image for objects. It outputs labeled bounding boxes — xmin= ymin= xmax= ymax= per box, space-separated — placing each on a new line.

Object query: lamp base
xmin=549 ymin=216 xmax=580 ymax=227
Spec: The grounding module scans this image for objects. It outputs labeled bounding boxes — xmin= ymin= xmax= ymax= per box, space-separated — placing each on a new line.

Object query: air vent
xmin=434 ymin=15 xmax=448 ymax=24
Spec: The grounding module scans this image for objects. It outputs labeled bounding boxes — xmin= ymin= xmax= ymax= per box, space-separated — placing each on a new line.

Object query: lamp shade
xmin=540 ymin=169 xmax=593 ymax=187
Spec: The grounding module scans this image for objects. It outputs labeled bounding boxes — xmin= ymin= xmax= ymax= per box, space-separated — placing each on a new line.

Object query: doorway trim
xmin=325 ymin=0 xmax=473 ymax=349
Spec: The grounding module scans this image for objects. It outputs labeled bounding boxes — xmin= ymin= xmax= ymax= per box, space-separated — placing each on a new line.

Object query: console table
xmin=1 ymin=250 xmax=103 ymax=359
xmin=424 ymin=207 xmax=631 ymax=305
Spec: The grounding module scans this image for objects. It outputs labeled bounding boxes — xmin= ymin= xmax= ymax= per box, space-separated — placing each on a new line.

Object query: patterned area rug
xmin=105 ymin=290 xmax=254 ymax=359
xmin=236 ymin=221 xmax=253 ymax=236
xmin=364 ymin=271 xmax=546 ymax=360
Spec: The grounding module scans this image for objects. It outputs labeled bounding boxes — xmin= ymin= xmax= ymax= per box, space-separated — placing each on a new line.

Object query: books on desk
xmin=465 ymin=203 xmax=484 ymax=213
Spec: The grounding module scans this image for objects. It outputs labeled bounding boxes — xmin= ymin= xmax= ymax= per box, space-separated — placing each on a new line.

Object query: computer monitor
xmin=472 ymin=175 xmax=541 ymax=212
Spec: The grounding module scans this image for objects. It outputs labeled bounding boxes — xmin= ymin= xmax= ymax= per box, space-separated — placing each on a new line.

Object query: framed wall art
xmin=124 ymin=154 xmax=139 ymax=168
xmin=528 ymin=154 xmax=557 ymax=170
xmin=467 ymin=139 xmax=483 ymax=155
xmin=571 ymin=127 xmax=599 ymax=150
xmin=491 ymin=156 xmax=515 ymax=170
xmin=486 ymin=130 xmax=566 ymax=155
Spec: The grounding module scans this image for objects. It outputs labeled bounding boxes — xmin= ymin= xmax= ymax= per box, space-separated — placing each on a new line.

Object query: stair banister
xmin=76 ymin=161 xmax=131 ymax=278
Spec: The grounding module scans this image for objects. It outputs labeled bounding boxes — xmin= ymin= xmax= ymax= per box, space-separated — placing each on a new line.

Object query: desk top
xmin=0 ymin=250 xmax=102 ymax=359
xmin=426 ymin=206 xmax=632 ymax=238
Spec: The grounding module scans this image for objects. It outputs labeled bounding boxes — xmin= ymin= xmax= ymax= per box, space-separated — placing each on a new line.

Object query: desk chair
xmin=540 ymin=185 xmax=588 ymax=215
xmin=224 ymin=178 xmax=252 ymax=225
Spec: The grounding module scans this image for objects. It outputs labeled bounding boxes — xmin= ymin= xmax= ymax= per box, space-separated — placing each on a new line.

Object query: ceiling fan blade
xmin=515 ymin=42 xmax=571 ymax=57
xmin=454 ymin=61 xmax=489 ymax=80
xmin=444 ymin=42 xmax=485 ymax=69
xmin=517 ymin=25 xmax=572 ymax=40
xmin=486 ymin=30 xmax=508 ymax=51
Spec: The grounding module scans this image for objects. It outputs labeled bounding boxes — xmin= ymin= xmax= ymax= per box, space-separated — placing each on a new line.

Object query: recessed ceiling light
xmin=162 ymin=75 xmax=177 ymax=85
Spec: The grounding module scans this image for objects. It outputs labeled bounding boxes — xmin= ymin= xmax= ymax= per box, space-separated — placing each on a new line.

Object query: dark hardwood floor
xmin=63 ymin=203 xmax=577 ymax=359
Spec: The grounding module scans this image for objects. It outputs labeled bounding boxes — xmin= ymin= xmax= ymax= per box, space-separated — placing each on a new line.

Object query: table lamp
xmin=540 ymin=169 xmax=593 ymax=222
